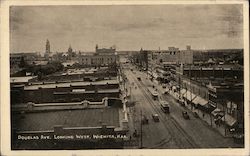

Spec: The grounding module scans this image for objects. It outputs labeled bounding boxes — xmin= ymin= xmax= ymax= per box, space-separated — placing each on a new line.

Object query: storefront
xmin=192 ymin=96 xmax=208 ymax=110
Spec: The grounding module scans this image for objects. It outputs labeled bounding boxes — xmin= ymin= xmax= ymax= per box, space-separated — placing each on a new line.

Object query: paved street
xmin=123 ymin=65 xmax=242 ymax=149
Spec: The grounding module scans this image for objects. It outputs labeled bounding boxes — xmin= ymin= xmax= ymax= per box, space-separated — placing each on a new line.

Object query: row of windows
xmin=82 ymin=58 xmax=115 ymax=62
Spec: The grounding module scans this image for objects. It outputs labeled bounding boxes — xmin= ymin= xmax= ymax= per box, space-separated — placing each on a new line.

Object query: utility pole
xmin=223 ymin=102 xmax=226 ymax=136
xmin=140 ymin=110 xmax=143 ymax=148
xmin=189 ymin=64 xmax=192 ymax=108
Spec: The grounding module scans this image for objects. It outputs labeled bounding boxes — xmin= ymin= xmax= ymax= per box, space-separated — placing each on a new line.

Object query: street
xmin=124 ymin=65 xmax=241 ymax=149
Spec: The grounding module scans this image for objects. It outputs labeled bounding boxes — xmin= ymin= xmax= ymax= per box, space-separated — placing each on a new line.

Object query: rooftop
xmin=183 ymin=64 xmax=243 ymax=70
xmin=24 ymin=79 xmax=119 ymax=90
xmin=10 ymin=76 xmax=37 ymax=83
xmin=12 ymin=107 xmax=120 ymax=131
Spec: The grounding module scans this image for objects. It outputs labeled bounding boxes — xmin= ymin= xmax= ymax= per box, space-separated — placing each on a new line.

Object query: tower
xmin=95 ymin=44 xmax=98 ymax=52
xmin=46 ymin=39 xmax=50 ymax=54
xmin=68 ymin=45 xmax=73 ymax=53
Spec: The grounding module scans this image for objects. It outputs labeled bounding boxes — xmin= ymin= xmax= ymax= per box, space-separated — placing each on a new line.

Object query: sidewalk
xmin=151 ymin=79 xmax=232 ymax=138
xmin=122 ymin=79 xmax=140 ymax=148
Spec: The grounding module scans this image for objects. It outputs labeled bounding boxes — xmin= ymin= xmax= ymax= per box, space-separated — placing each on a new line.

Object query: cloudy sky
xmin=10 ymin=5 xmax=243 ymax=53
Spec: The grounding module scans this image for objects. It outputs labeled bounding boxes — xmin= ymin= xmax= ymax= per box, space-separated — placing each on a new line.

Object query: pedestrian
xmin=203 ymin=113 xmax=205 ymax=118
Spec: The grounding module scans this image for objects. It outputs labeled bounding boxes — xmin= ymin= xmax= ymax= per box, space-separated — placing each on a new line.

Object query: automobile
xmin=137 ymin=77 xmax=141 ymax=81
xmin=182 ymin=111 xmax=190 ymax=119
xmin=142 ymin=115 xmax=149 ymax=124
xmin=192 ymin=110 xmax=199 ymax=118
xmin=162 ymin=84 xmax=167 ymax=88
xmin=178 ymin=99 xmax=185 ymax=107
xmin=152 ymin=114 xmax=160 ymax=122
xmin=164 ymin=90 xmax=169 ymax=94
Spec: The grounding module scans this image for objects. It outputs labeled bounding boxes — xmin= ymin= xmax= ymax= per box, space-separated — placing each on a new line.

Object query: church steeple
xmin=68 ymin=44 xmax=72 ymax=53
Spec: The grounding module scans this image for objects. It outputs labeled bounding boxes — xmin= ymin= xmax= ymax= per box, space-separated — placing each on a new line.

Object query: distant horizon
xmin=10 ymin=46 xmax=244 ymax=54
xmin=10 ymin=5 xmax=243 ymax=53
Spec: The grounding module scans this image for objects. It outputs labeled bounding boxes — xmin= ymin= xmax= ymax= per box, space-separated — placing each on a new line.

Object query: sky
xmin=10 ymin=5 xmax=243 ymax=53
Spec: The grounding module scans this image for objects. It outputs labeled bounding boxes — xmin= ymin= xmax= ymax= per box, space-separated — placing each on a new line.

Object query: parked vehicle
xmin=142 ymin=115 xmax=149 ymax=124
xmin=152 ymin=114 xmax=160 ymax=122
xmin=162 ymin=84 xmax=167 ymax=88
xmin=178 ymin=99 xmax=185 ymax=107
xmin=182 ymin=111 xmax=190 ymax=119
xmin=192 ymin=110 xmax=199 ymax=118
xmin=164 ymin=90 xmax=169 ymax=94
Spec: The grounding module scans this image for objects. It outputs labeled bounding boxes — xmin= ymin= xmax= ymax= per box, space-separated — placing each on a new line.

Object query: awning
xmin=222 ymin=114 xmax=237 ymax=127
xmin=180 ymin=89 xmax=186 ymax=95
xmin=184 ymin=90 xmax=196 ymax=101
xmin=211 ymin=108 xmax=224 ymax=117
xmin=192 ymin=96 xmax=208 ymax=106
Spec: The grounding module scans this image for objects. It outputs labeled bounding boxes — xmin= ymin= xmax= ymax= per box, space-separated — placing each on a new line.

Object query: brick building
xmin=78 ymin=45 xmax=117 ymax=67
xmin=11 ymin=79 xmax=120 ymax=104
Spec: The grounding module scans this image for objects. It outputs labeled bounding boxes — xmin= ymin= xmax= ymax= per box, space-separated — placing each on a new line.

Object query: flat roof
xmin=12 ymin=107 xmax=120 ymax=131
xmin=10 ymin=76 xmax=37 ymax=83
xmin=25 ymin=79 xmax=119 ymax=90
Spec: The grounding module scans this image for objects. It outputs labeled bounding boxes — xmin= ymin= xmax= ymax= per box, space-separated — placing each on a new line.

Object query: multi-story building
xmin=173 ymin=63 xmax=244 ymax=136
xmin=155 ymin=47 xmax=180 ymax=64
xmin=181 ymin=64 xmax=243 ymax=80
xmin=207 ymin=82 xmax=244 ymax=132
xmin=78 ymin=45 xmax=117 ymax=67
xmin=152 ymin=46 xmax=193 ymax=65
xmin=179 ymin=46 xmax=194 ymax=64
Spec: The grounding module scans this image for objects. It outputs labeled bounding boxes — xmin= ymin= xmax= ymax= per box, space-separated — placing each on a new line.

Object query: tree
xmin=18 ymin=56 xmax=27 ymax=68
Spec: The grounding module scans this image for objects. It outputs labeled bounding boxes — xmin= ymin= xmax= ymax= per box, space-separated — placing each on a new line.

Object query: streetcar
xmin=151 ymin=90 xmax=158 ymax=100
xmin=160 ymin=101 xmax=170 ymax=113
xmin=148 ymin=87 xmax=158 ymax=100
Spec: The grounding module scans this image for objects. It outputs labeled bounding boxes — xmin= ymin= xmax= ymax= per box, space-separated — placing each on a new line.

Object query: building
xmin=10 ymin=52 xmax=41 ymax=75
xmin=179 ymin=46 xmax=194 ymax=64
xmin=193 ymin=49 xmax=243 ymax=65
xmin=96 ymin=44 xmax=116 ymax=54
xmin=156 ymin=47 xmax=180 ymax=64
xmin=78 ymin=45 xmax=117 ymax=67
xmin=11 ymin=97 xmax=128 ymax=149
xmin=150 ymin=46 xmax=193 ymax=65
xmin=172 ymin=63 xmax=244 ymax=136
xmin=11 ymin=78 xmax=120 ymax=104
xmin=181 ymin=64 xmax=243 ymax=80
xmin=207 ymin=82 xmax=244 ymax=134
